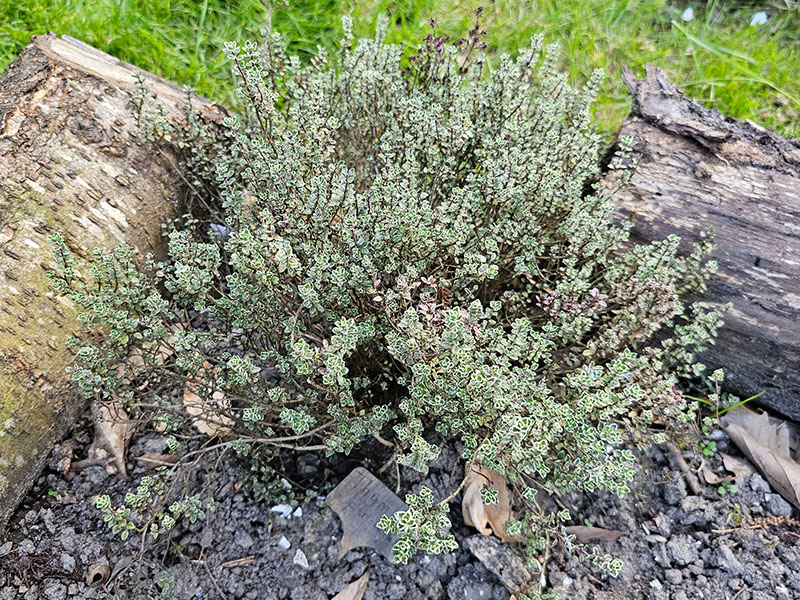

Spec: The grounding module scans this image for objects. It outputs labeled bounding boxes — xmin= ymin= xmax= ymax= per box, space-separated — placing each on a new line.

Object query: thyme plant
xmin=50 ymin=14 xmax=722 ymax=571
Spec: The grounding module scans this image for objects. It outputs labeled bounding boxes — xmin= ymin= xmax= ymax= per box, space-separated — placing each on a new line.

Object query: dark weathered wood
xmin=327 ymin=467 xmax=406 ymax=560
xmin=0 ymin=34 xmax=226 ymax=532
xmin=605 ymin=65 xmax=800 ymax=420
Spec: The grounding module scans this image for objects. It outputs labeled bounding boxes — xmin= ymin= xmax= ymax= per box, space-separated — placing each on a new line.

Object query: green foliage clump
xmin=51 ymin=15 xmax=722 ymax=566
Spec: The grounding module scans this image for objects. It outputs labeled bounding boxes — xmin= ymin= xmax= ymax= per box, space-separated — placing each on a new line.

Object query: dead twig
xmin=219 ymin=556 xmax=255 ymax=569
xmin=665 ymin=442 xmax=701 ymax=495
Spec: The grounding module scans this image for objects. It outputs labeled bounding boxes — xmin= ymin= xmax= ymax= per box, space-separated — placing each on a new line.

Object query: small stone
xmin=234 ymin=530 xmax=253 ymax=549
xmin=278 ymin=536 xmax=291 ymax=550
xmin=749 ymin=473 xmax=770 ymax=493
xmin=750 ymin=11 xmax=768 ymax=26
xmin=665 ymin=569 xmax=682 ymax=584
xmin=462 ymin=582 xmax=493 ymax=599
xmin=666 ymin=535 xmax=699 ymax=566
xmin=708 ymin=429 xmax=728 ymax=441
xmin=40 ymin=509 xmax=56 ymax=534
xmin=271 ymin=504 xmax=293 ymax=518
xmin=293 ymin=506 xmax=303 ymax=519
xmin=654 ymin=513 xmax=672 ymax=537
xmin=60 ymin=553 xmax=76 ymax=572
xmin=386 ymin=583 xmax=406 ymax=600
xmin=200 ymin=527 xmax=215 ymax=548
xmin=662 ymin=480 xmax=686 ymax=506
xmin=293 ymin=549 xmax=309 ymax=569
xmin=650 ymin=579 xmax=663 ymax=590
xmin=646 ymin=534 xmax=668 ymax=543
xmin=42 ymin=582 xmax=66 ymax=600
xmin=678 ymin=496 xmax=710 ymax=527
xmin=18 ymin=539 xmax=35 ymax=556
xmin=766 ymin=493 xmax=792 ymax=517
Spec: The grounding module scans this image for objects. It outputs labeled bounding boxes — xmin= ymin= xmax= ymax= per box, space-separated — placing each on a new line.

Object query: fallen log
xmin=605 ymin=65 xmax=800 ymax=420
xmin=0 ymin=34 xmax=226 ymax=531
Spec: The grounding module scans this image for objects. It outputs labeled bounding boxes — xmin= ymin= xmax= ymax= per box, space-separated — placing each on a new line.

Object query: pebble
xmin=662 ymin=480 xmax=687 ymax=505
xmin=766 ymin=493 xmax=792 ymax=517
xmin=18 ymin=539 xmax=35 ymax=556
xmin=271 ymin=504 xmax=293 ymax=518
xmin=60 ymin=553 xmax=75 ymax=572
xmin=461 ymin=582 xmax=493 ymax=599
xmin=666 ymin=534 xmax=699 ymax=566
xmin=234 ymin=530 xmax=254 ymax=549
xmin=708 ymin=429 xmax=729 ymax=441
xmin=749 ymin=473 xmax=771 ymax=494
xmin=665 ymin=569 xmax=682 ymax=584
xmin=278 ymin=536 xmax=291 ymax=550
xmin=42 ymin=582 xmax=66 ymax=600
xmin=293 ymin=548 xmax=309 ymax=569
xmin=293 ymin=506 xmax=303 ymax=519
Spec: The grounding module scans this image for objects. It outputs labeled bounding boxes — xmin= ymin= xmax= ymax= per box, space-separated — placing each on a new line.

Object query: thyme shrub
xmin=51 ymin=15 xmax=722 ymax=568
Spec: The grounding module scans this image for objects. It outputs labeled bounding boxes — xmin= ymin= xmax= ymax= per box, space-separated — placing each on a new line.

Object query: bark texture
xmin=606 ymin=65 xmax=800 ymax=420
xmin=0 ymin=34 xmax=226 ymax=531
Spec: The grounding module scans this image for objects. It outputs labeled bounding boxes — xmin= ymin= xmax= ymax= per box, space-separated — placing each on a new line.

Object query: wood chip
xmin=327 ymin=467 xmax=406 ymax=560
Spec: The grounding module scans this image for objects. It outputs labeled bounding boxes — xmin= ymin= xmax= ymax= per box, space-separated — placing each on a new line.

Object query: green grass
xmin=1 ymin=0 xmax=798 ymax=136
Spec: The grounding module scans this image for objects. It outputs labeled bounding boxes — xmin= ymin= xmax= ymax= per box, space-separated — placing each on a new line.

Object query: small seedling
xmin=718 ymin=480 xmax=738 ymax=496
xmin=700 ymin=440 xmax=717 ymax=458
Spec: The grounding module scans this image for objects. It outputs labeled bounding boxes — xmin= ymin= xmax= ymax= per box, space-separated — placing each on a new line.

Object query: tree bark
xmin=605 ymin=65 xmax=800 ymax=420
xmin=0 ymin=34 xmax=226 ymax=531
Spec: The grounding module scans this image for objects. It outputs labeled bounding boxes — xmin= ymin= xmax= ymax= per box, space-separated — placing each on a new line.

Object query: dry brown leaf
xmin=183 ymin=361 xmax=233 ymax=437
xmin=116 ymin=327 xmax=179 ymax=388
xmin=700 ymin=460 xmax=734 ymax=485
xmin=462 ymin=462 xmax=520 ymax=542
xmin=331 ymin=569 xmax=370 ymax=600
xmin=720 ymin=453 xmax=755 ymax=479
xmin=720 ymin=406 xmax=800 ymax=508
xmin=564 ymin=525 xmax=623 ymax=543
xmin=88 ymin=400 xmax=131 ymax=476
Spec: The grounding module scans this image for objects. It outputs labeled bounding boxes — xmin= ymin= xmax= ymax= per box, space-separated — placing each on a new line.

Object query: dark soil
xmin=1 ymin=413 xmax=799 ymax=600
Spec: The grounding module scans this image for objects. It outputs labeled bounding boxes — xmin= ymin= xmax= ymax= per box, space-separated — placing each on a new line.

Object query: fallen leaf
xmin=183 ymin=361 xmax=233 ymax=437
xmin=331 ymin=569 xmax=370 ymax=600
xmin=462 ymin=462 xmax=520 ymax=542
xmin=117 ymin=327 xmax=179 ymax=388
xmin=85 ymin=561 xmax=110 ymax=587
xmin=720 ymin=453 xmax=755 ymax=479
xmin=721 ymin=406 xmax=800 ymax=508
xmin=700 ymin=460 xmax=733 ymax=485
xmin=88 ymin=401 xmax=132 ymax=476
xmin=564 ymin=525 xmax=624 ymax=543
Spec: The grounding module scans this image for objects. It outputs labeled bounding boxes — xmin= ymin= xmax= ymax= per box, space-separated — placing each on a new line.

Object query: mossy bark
xmin=0 ymin=34 xmax=226 ymax=531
